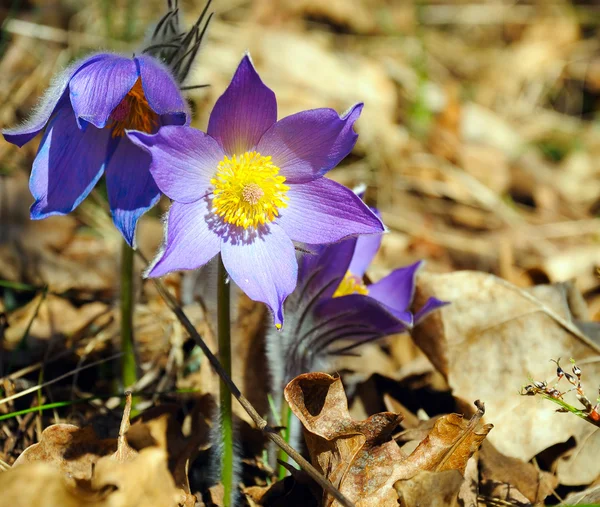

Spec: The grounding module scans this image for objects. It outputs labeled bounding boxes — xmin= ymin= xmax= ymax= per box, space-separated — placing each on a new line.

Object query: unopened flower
xmin=268 ymin=233 xmax=448 ymax=391
xmin=2 ymin=53 xmax=189 ymax=246
xmin=129 ymin=54 xmax=384 ymax=327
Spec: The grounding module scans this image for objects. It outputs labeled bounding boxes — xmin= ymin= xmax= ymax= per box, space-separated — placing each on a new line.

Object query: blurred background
xmin=0 ymin=0 xmax=599 ymax=502
xmin=1 ymin=0 xmax=598 ymax=310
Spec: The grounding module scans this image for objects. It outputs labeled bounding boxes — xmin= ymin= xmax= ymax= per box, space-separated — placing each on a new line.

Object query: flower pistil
xmin=211 ymin=151 xmax=289 ymax=229
xmin=109 ymin=78 xmax=159 ymax=138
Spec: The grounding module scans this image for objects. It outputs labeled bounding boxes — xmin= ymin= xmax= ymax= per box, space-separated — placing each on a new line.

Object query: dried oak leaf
xmin=284 ymin=372 xmax=492 ymax=507
xmin=411 ymin=272 xmax=600 ymax=485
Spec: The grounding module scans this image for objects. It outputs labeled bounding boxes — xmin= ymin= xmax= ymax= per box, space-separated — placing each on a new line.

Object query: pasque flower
xmin=2 ymin=52 xmax=189 ymax=246
xmin=128 ymin=54 xmax=384 ymax=327
xmin=267 ymin=232 xmax=448 ymax=391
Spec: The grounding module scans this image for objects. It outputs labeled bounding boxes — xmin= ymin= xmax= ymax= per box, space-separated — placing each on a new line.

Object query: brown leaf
xmin=411 ymin=271 xmax=600 ymax=484
xmin=0 ymin=461 xmax=101 ymax=506
xmin=13 ymin=424 xmax=116 ymax=482
xmin=394 ymin=469 xmax=464 ymax=507
xmin=284 ymin=373 xmax=491 ymax=507
xmin=479 ymin=440 xmax=558 ymax=503
xmin=5 ymin=395 xmax=185 ymax=506
xmin=92 ymin=448 xmax=183 ymax=507
xmin=397 ymin=400 xmax=492 ymax=477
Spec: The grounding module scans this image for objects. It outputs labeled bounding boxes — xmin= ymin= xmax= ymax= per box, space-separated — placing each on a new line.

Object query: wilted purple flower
xmin=2 ymin=53 xmax=189 ymax=246
xmin=128 ymin=54 xmax=384 ymax=327
xmin=267 ymin=233 xmax=448 ymax=391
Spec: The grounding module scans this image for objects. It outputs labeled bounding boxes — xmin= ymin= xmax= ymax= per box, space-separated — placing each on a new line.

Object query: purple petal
xmin=127 ymin=126 xmax=223 ymax=203
xmin=29 ymin=105 xmax=110 ymax=219
xmin=257 ymin=103 xmax=363 ymax=184
xmin=314 ymin=294 xmax=405 ymax=351
xmin=135 ymin=55 xmax=189 ymax=118
xmin=277 ymin=177 xmax=384 ymax=244
xmin=69 ymin=54 xmax=138 ymax=129
xmin=368 ymin=261 xmax=423 ymax=324
xmin=414 ymin=297 xmax=449 ymax=325
xmin=298 ymin=238 xmax=356 ymax=302
xmin=207 ymin=54 xmax=277 ymax=156
xmin=3 ymin=53 xmax=111 ymax=147
xmin=349 ymin=233 xmax=383 ymax=278
xmin=221 ymin=224 xmax=297 ymax=328
xmin=105 ymin=137 xmax=161 ymax=247
xmin=148 ymin=198 xmax=221 ymax=277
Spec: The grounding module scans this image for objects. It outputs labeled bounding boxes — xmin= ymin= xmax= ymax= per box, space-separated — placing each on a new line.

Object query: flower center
xmin=333 ymin=271 xmax=369 ymax=298
xmin=211 ymin=151 xmax=289 ymax=229
xmin=108 ymin=78 xmax=159 ymax=138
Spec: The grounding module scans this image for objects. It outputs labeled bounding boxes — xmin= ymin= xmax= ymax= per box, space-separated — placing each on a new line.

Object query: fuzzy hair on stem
xmin=134 ymin=250 xmax=355 ymax=507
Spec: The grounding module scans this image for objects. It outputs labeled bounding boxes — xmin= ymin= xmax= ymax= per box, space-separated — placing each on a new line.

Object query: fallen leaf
xmin=13 ymin=424 xmax=116 ymax=482
xmin=561 ymin=483 xmax=600 ymax=505
xmin=6 ymin=394 xmax=186 ymax=506
xmin=284 ymin=372 xmax=491 ymax=506
xmin=394 ymin=469 xmax=463 ymax=507
xmin=92 ymin=448 xmax=183 ymax=507
xmin=0 ymin=461 xmax=101 ymax=506
xmin=479 ymin=440 xmax=557 ymax=503
xmin=411 ymin=271 xmax=600 ymax=484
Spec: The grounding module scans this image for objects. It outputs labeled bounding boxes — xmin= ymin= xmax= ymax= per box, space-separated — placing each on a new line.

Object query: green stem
xmin=218 ymin=255 xmax=234 ymax=506
xmin=121 ymin=240 xmax=137 ymax=390
xmin=278 ymin=401 xmax=291 ymax=479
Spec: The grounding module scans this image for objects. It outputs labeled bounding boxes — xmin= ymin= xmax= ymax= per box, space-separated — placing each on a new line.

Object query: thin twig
xmin=0 ymin=352 xmax=123 ymax=407
xmin=144 ymin=260 xmax=354 ymax=507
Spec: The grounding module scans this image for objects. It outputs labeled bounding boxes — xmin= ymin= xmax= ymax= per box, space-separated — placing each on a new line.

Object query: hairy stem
xmin=121 ymin=240 xmax=137 ymax=390
xmin=218 ymin=255 xmax=234 ymax=506
xmin=145 ymin=261 xmax=355 ymax=507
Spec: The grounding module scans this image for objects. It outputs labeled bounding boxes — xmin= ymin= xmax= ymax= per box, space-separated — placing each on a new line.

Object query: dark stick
xmin=140 ymin=254 xmax=354 ymax=507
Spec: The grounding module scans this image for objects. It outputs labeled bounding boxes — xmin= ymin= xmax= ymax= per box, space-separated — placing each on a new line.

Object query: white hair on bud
xmin=2 ymin=52 xmax=117 ymax=142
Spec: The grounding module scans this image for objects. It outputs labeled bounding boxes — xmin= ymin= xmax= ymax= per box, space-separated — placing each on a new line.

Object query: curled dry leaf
xmin=284 ymin=372 xmax=492 ymax=507
xmin=411 ymin=272 xmax=600 ymax=485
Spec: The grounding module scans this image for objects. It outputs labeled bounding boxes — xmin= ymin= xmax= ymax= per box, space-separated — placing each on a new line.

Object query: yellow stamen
xmin=333 ymin=271 xmax=369 ymax=298
xmin=108 ymin=78 xmax=159 ymax=138
xmin=211 ymin=151 xmax=289 ymax=229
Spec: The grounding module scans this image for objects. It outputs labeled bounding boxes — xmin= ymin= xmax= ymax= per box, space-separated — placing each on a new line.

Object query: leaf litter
xmin=1 ymin=0 xmax=600 ymax=505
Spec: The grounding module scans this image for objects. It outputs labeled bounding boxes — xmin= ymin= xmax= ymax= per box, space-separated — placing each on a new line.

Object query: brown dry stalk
xmin=146 ymin=264 xmax=355 ymax=507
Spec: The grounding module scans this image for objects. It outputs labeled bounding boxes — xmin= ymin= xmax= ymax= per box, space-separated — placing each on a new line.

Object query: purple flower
xmin=2 ymin=53 xmax=189 ymax=246
xmin=128 ymin=54 xmax=384 ymax=327
xmin=267 ymin=233 xmax=448 ymax=391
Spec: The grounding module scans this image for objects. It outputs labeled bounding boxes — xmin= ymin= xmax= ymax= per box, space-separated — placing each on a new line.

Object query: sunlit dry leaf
xmin=398 ymin=400 xmax=491 ymax=477
xmin=284 ymin=373 xmax=491 ymax=506
xmin=13 ymin=424 xmax=115 ymax=482
xmin=0 ymin=461 xmax=100 ymax=507
xmin=5 ymin=294 xmax=110 ymax=350
xmin=394 ymin=469 xmax=463 ymax=507
xmin=92 ymin=448 xmax=183 ymax=507
xmin=6 ymin=394 xmax=186 ymax=506
xmin=411 ymin=271 xmax=600 ymax=484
